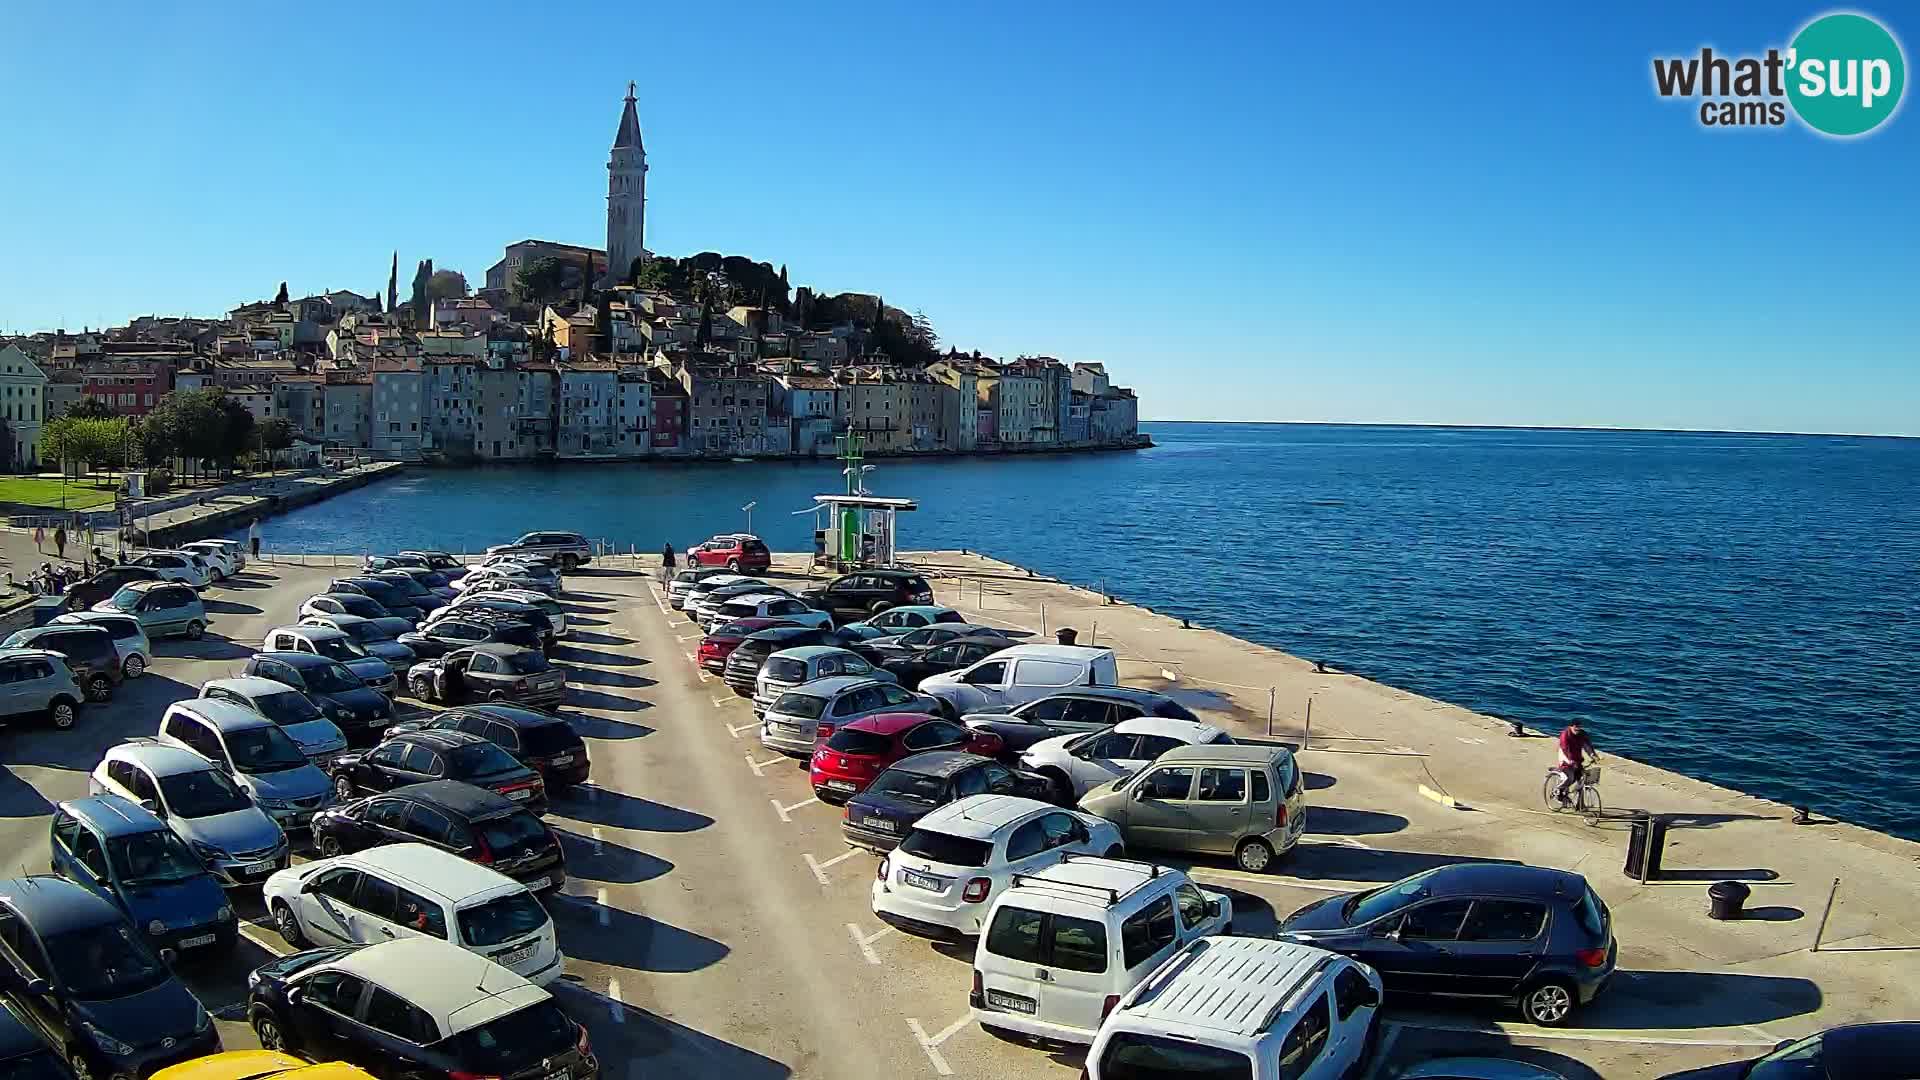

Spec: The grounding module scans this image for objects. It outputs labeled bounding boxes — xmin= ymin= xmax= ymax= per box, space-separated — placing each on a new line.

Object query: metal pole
xmin=1811 ymin=877 xmax=1840 ymax=952
xmin=1090 ymin=619 xmax=1098 ymax=645
xmin=1267 ymin=688 xmax=1276 ymax=737
xmin=1302 ymin=696 xmax=1312 ymax=749
xmin=1041 ymin=603 xmax=1047 ymax=636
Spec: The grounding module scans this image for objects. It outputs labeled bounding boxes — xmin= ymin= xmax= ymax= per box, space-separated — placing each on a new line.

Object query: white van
xmin=921 ymin=644 xmax=1120 ymax=716
xmin=261 ymin=841 xmax=564 ymax=986
xmin=1087 ymin=936 xmax=1384 ymax=1080
xmin=970 ymin=856 xmax=1231 ymax=1045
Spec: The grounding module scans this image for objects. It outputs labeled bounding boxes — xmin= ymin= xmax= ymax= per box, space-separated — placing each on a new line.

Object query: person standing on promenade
xmin=662 ymin=542 xmax=676 ymax=571
xmin=249 ymin=519 xmax=261 ymax=558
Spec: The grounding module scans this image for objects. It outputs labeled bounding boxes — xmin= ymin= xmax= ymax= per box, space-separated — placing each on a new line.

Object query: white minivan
xmin=971 ymin=856 xmax=1231 ymax=1045
xmin=1087 ymin=937 xmax=1384 ymax=1080
xmin=261 ymin=841 xmax=565 ymax=986
xmin=920 ymin=644 xmax=1120 ymax=716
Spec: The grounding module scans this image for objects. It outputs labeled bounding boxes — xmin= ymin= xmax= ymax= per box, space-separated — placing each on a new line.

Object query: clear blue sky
xmin=2 ymin=2 xmax=1914 ymax=434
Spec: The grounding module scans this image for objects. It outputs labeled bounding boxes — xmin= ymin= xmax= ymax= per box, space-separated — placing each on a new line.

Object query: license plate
xmin=987 ymin=990 xmax=1036 ymax=1014
xmin=499 ymin=944 xmax=535 ymax=966
xmin=772 ymin=721 xmax=800 ymax=733
xmin=862 ymin=816 xmax=897 ymax=833
xmin=507 ymin=789 xmax=532 ymax=801
xmin=901 ymin=869 xmax=944 ymax=892
xmin=825 ymin=780 xmax=856 ymax=792
xmin=549 ymin=753 xmax=574 ymax=766
xmin=242 ymin=860 xmax=276 ymax=875
xmin=178 ymin=933 xmax=217 ymax=948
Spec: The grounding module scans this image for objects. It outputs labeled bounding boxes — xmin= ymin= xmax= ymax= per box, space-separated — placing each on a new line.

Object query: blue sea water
xmin=254 ymin=423 xmax=1920 ymax=839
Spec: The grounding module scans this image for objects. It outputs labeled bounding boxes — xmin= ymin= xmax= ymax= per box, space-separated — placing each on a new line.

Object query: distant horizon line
xmin=1139 ymin=419 xmax=1917 ymax=441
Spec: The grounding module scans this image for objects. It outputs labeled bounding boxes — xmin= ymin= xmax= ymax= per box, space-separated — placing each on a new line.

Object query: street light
xmin=741 ymin=500 xmax=757 ymax=534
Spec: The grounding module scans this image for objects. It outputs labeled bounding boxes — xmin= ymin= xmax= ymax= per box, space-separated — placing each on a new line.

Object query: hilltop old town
xmin=0 ymin=86 xmax=1142 ymax=472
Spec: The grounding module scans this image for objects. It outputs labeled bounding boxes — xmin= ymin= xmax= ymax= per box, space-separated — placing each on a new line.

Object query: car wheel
xmin=488 ymin=690 xmax=508 ymax=702
xmin=1519 ymin=979 xmax=1577 ymax=1026
xmin=48 ymin=699 xmax=77 ymax=730
xmin=333 ymin=775 xmax=357 ymax=801
xmin=726 ymin=558 xmax=740 ymax=572
xmin=251 ymin=1005 xmax=288 ymax=1051
xmin=272 ymin=901 xmax=308 ymax=948
xmin=185 ymin=620 xmax=205 ymax=640
xmin=86 ymin=676 xmax=112 ymax=703
xmin=870 ymin=600 xmax=890 ymax=614
xmin=1235 ymin=837 xmax=1276 ymax=873
xmin=123 ymin=654 xmax=146 ymax=679
xmin=317 ymin=834 xmax=342 ymax=857
xmin=412 ymin=677 xmax=435 ymax=702
xmin=559 ymin=554 xmax=578 ymax=571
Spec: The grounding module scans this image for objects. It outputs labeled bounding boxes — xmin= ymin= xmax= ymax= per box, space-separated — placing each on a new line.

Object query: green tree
xmin=515 ymin=257 xmax=569 ymax=304
xmin=38 ymin=418 xmax=74 ymax=476
xmin=212 ymin=393 xmax=255 ymax=474
xmin=409 ymin=259 xmax=434 ymax=320
xmin=65 ymin=397 xmax=117 ymax=421
xmin=274 ymin=281 xmax=289 ymax=308
xmin=254 ymin=416 xmax=296 ymax=474
xmin=425 ymin=269 xmax=468 ymax=302
xmin=133 ymin=409 xmax=177 ymax=469
xmin=0 ymin=417 xmax=11 ymax=471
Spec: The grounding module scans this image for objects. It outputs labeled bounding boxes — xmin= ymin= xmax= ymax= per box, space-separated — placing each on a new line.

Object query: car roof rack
xmin=1009 ymin=854 xmax=1162 ymax=907
xmin=1255 ymin=953 xmax=1341 ymax=1033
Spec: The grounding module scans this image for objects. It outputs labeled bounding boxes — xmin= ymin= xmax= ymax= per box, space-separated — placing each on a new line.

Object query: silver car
xmin=90 ymin=741 xmax=289 ymax=887
xmin=52 ymin=610 xmax=154 ymax=679
xmin=485 ymin=530 xmax=593 ymax=570
xmin=753 ymin=646 xmax=894 ymax=716
xmin=298 ymin=612 xmax=416 ymax=665
xmin=759 ymin=675 xmax=940 ymax=757
xmin=0 ymin=648 xmax=85 ymax=730
xmin=199 ymin=676 xmax=348 ymax=762
xmin=155 ymin=700 xmax=335 ymax=831
xmin=263 ymin=625 xmax=397 ymax=694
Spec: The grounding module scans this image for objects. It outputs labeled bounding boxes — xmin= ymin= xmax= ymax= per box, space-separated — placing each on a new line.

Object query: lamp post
xmin=741 ymin=500 xmax=756 ymax=535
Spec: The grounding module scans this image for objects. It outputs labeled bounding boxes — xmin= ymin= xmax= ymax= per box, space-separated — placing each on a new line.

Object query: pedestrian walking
xmin=248 ymin=519 xmax=261 ymax=557
xmin=52 ymin=524 xmax=67 ymax=560
xmin=662 ymin=542 xmax=677 ymax=571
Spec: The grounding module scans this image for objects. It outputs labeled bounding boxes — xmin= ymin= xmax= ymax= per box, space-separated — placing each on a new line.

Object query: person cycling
xmin=1553 ymin=719 xmax=1599 ymax=805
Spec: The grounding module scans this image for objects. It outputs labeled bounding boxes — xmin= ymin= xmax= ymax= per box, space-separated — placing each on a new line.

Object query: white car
xmin=873 ymin=795 xmax=1123 ymax=939
xmin=1021 ymin=717 xmax=1233 ymax=800
xmin=128 ymin=549 xmax=212 ymax=589
xmin=702 ymin=592 xmax=829 ymax=633
xmin=51 ymin=610 xmax=153 ymax=679
xmin=263 ymin=842 xmax=565 ymax=986
xmin=675 ymin=573 xmax=753 ymax=613
xmin=688 ymin=582 xmax=781 ymax=626
xmin=452 ymin=569 xmax=551 ymax=597
xmin=918 ymin=644 xmax=1121 ymax=715
xmin=181 ymin=541 xmax=239 ymax=581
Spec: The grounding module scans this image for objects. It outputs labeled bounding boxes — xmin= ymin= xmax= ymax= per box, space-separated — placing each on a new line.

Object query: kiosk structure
xmin=809 ymin=432 xmax=918 ymax=570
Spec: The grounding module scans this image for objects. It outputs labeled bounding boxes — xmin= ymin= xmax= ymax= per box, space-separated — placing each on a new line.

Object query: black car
xmin=367 ymin=571 xmax=447 ymax=613
xmin=399 ymin=550 xmax=468 ymax=578
xmin=882 ymin=633 xmax=1012 ymax=691
xmin=961 ymin=687 xmax=1203 ymax=753
xmin=329 ymin=578 xmax=424 ymax=624
xmin=388 ymin=705 xmax=589 ymax=789
xmin=398 ymin=612 xmax=544 ymax=660
xmin=1658 ymin=1022 xmax=1920 ymax=1079
xmin=58 ymin=567 xmax=161 ymax=614
xmin=310 ymin=780 xmax=566 ymax=890
xmin=803 ymin=569 xmax=936 ymax=622
xmin=245 ymin=940 xmax=596 ymax=1080
xmin=329 ymin=730 xmax=547 ymax=812
xmin=841 ymin=751 xmax=1051 ymax=853
xmin=243 ymin=652 xmax=394 ymax=744
xmin=1277 ymin=863 xmax=1617 ymax=1027
xmin=0 ymin=999 xmax=74 ymax=1080
xmin=720 ymin=626 xmax=885 ymax=695
xmin=405 ymin=645 xmax=567 ymax=710
xmin=440 ymin=598 xmax=556 ymax=648
xmin=3 ymin=625 xmax=121 ymax=703
xmin=0 ymin=876 xmax=219 ymax=1080
xmin=864 ymin=623 xmax=1011 ymax=662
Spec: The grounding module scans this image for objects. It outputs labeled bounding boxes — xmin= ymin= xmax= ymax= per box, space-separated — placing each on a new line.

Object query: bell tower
xmin=606 ymin=82 xmax=648 ymax=285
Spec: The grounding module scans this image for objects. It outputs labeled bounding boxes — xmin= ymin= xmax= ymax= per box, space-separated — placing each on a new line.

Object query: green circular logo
xmin=1787 ymin=12 xmax=1906 ymax=136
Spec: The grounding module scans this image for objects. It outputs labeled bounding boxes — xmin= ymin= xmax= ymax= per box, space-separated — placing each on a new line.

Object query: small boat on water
xmin=730 ymin=456 xmax=753 ymax=463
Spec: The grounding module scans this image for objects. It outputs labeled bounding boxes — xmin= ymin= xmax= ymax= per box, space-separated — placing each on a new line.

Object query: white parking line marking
xmin=596 ymin=888 xmax=610 ymax=926
xmin=805 ymin=848 xmax=859 ymax=884
xmin=239 ymin=924 xmax=292 ymax=957
xmin=1186 ymin=867 xmax=1353 ymax=892
xmin=711 ymin=696 xmax=736 ymax=708
xmin=646 ymin=586 xmax=672 ymax=617
xmin=746 ymin=754 xmax=786 ymax=776
xmin=845 ymin=922 xmax=896 ymax=964
xmin=906 ymin=1016 xmax=966 ymax=1076
xmin=728 ymin=720 xmax=759 ymax=738
xmin=606 ymin=978 xmax=625 ymax=1023
xmin=773 ymin=795 xmax=819 ymax=822
xmin=590 ymin=827 xmax=604 ymax=853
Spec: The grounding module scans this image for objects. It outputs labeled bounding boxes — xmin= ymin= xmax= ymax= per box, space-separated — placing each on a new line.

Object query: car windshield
xmin=157 ymin=768 xmax=253 ymax=818
xmin=764 ymin=658 xmax=808 ymax=683
xmin=446 ymin=1000 xmax=576 ymax=1072
xmin=499 ymin=651 xmax=550 ymax=675
xmin=41 ymin=923 xmax=171 ymax=999
xmin=1098 ymin=1032 xmax=1254 ymax=1080
xmin=105 ymin=587 xmax=143 ymax=613
xmin=227 ymin=726 xmax=310 ymax=772
xmin=386 ymin=577 xmax=431 ymax=597
xmin=308 ymin=636 xmax=365 ymax=662
xmin=825 ymin=728 xmax=892 ymax=755
xmin=250 ymin=689 xmax=323 ymax=726
xmin=475 ymin=811 xmax=550 ymax=856
xmin=449 ymin=742 xmax=522 ymax=777
xmin=306 ymin=662 xmax=364 ymax=693
xmin=898 ymin=828 xmax=992 ymax=868
xmin=107 ymin=830 xmax=205 ymax=886
xmin=339 ymin=596 xmax=385 ymax=618
xmin=1746 ymin=1034 xmax=1825 ymax=1080
xmin=458 ymin=892 xmax=550 ymax=947
xmin=519 ymin=724 xmax=579 ymax=755
xmin=712 ymin=620 xmax=759 ymax=638
xmin=771 ymin=693 xmax=827 ymax=719
xmin=867 ymin=770 xmax=946 ymax=804
xmin=1343 ymin=869 xmax=1442 ymax=925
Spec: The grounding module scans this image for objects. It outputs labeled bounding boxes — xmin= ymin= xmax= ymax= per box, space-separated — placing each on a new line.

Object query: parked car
xmin=920 ymin=644 xmax=1120 ymax=716
xmin=186 ymin=538 xmax=247 ymax=573
xmin=842 ymin=752 xmax=1052 ymax=853
xmin=49 ymin=795 xmax=235 ymax=958
xmin=59 ymin=566 xmax=160 ymax=613
xmin=863 ymin=623 xmax=1009 ymax=663
xmin=128 ymin=551 xmax=211 ymax=589
xmin=666 ymin=567 xmax=738 ymax=608
xmin=970 ymin=856 xmax=1232 ymax=1044
xmin=179 ymin=542 xmax=238 ymax=582
xmin=747 ymin=642 xmax=893 ymax=709
xmin=369 ymin=563 xmax=456 ymax=600
xmin=198 ymin=677 xmax=347 ymax=762
xmin=455 ymin=568 xmax=556 ymax=599
xmin=1657 ymin=1022 xmax=1920 ymax=1080
xmin=674 ymin=573 xmax=753 ymax=612
xmin=263 ymin=625 xmax=396 ymax=695
xmin=398 ymin=611 xmax=543 ymax=660
xmin=0 ymin=1004 xmax=71 ymax=1080
xmin=447 ymin=591 xmax=565 ymax=640
xmin=93 ymin=580 xmax=207 ymax=640
xmin=688 ymin=581 xmax=789 ymax=627
xmin=871 ymin=794 xmax=1122 ymax=940
xmin=89 ymin=741 xmax=288 ymax=887
xmin=155 ymin=701 xmax=334 ymax=832
xmin=882 ymin=633 xmax=1020 ymax=692
xmin=296 ymin=613 xmax=415 ymax=666
xmin=963 ymin=687 xmax=1202 ymax=754
xmin=241 ymin=653 xmax=394 ymax=744
xmin=310 ymin=781 xmax=566 ymax=891
xmin=1021 ymin=717 xmax=1233 ymax=801
xmin=843 ymin=605 xmax=967 ymax=638
xmin=804 ymin=569 xmax=936 ymax=621
xmin=388 ymin=705 xmax=588 ymax=789
xmin=1087 ymin=937 xmax=1383 ymax=1080
xmin=152 ymin=1051 xmax=374 ymax=1080
xmin=697 ymin=617 xmax=800 ymax=673
xmin=263 ymin=843 xmax=564 ymax=986
xmin=367 ymin=571 xmax=448 ymax=613
xmin=328 ymin=730 xmax=546 ymax=812
xmin=244 ymin=937 xmax=595 ymax=1080
xmin=2 ymin=624 xmax=120 ymax=703
xmin=759 ymin=676 xmax=940 ymax=757
xmin=398 ymin=549 xmax=468 ymax=576
xmin=297 ymin=592 xmax=393 ymax=624
xmin=485 ymin=530 xmax=593 ymax=570
xmin=406 ymin=645 xmax=567 ymax=709
xmin=705 ymin=594 xmax=830 ymax=634
xmin=811 ymin=714 xmax=1006 ymax=803
xmin=1079 ymin=743 xmax=1307 ymax=872
xmin=0 ymin=875 xmax=220 ymax=1080
xmin=327 ymin=579 xmax=424 ymax=624
xmin=366 ymin=553 xmax=430 ymax=573
xmin=0 ymin=650 xmax=83 ymax=731
xmin=1276 ymin=862 xmax=1618 ymax=1026
xmin=49 ymin=612 xmax=152 ymax=680
xmin=1400 ymin=1061 xmax=1571 ymax=1080
xmin=685 ymin=534 xmax=771 ymax=572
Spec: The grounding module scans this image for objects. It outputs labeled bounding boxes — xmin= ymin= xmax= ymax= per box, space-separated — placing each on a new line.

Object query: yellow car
xmin=152 ymin=1051 xmax=377 ymax=1080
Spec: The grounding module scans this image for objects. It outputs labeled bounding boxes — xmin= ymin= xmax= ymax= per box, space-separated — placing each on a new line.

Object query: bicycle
xmin=1543 ymin=764 xmax=1603 ymax=816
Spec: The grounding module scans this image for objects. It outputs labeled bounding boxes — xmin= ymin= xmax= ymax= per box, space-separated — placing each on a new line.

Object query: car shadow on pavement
xmin=551 ymin=901 xmax=728 ymax=972
xmin=566 ymin=668 xmax=656 ymax=690
xmin=552 ymin=645 xmax=649 ymax=668
xmin=560 ymin=713 xmax=654 ymax=741
xmin=1304 ymin=806 xmax=1408 ymax=837
xmin=561 ymin=630 xmax=635 ymax=647
xmin=1281 ymin=842 xmax=1516 ymax=883
xmin=202 ymin=598 xmax=264 ymax=615
xmin=560 ymin=603 xmax=615 ymax=615
xmin=0 ymin=765 xmax=53 ymax=819
xmin=555 ymin=786 xmax=713 ymax=833
xmin=584 ymin=1005 xmax=792 ymax=1080
xmin=563 ymin=616 xmax=608 ymax=626
xmin=1304 ymin=771 xmax=1337 ymax=791
xmin=565 ymin=688 xmax=652 ymax=713
xmin=1579 ymin=970 xmax=1822 ymax=1030
xmin=554 ymin=829 xmax=674 ymax=884
xmin=155 ymin=638 xmax=255 ymax=661
xmin=2 ymin=673 xmax=201 ymax=774
xmin=1377 ymin=1024 xmax=1605 ymax=1080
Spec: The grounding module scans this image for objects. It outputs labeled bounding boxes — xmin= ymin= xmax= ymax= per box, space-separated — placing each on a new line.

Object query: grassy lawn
xmin=0 ymin=476 xmax=119 ymax=510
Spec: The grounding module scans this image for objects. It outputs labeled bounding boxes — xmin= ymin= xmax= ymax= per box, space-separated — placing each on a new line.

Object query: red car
xmin=688 ymin=534 xmax=772 ymax=573
xmin=697 ymin=617 xmax=796 ymax=671
xmin=810 ymin=712 xmax=1004 ymax=803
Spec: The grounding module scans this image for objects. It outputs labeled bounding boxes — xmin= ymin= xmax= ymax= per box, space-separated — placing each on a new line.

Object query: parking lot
xmin=2 ymin=557 xmax=1911 ymax=1079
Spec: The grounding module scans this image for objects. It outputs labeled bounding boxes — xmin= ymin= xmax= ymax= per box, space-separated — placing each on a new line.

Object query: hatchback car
xmin=485 ymin=530 xmax=593 ymax=570
xmin=367 ymin=571 xmax=447 ymax=613
xmin=328 ymin=730 xmax=547 ymax=812
xmin=1021 ymin=717 xmax=1234 ymax=801
xmin=455 ymin=567 xmax=556 ymax=599
xmin=406 ymin=645 xmax=566 ymax=709
xmin=1277 ymin=863 xmax=1617 ymax=1026
xmin=50 ymin=796 xmax=235 ymax=957
xmin=59 ymin=565 xmax=161 ymax=613
xmin=843 ymin=605 xmax=966 ymax=638
xmin=179 ymin=542 xmax=238 ymax=582
xmin=152 ymin=1051 xmax=374 ymax=1080
xmin=262 ymin=626 xmax=396 ymax=695
xmin=297 ymin=612 xmax=416 ymax=665
xmin=1656 ymin=1022 xmax=1920 ymax=1080
xmin=445 ymin=592 xmax=564 ymax=642
xmin=93 ymin=580 xmax=207 ymax=640
xmin=0 ymin=1006 xmax=71 ymax=1080
xmin=397 ymin=611 xmax=543 ymax=660
xmin=198 ymin=676 xmax=347 ymax=762
xmin=0 ymin=650 xmax=84 ymax=731
xmin=90 ymin=741 xmax=289 ymax=887
xmin=811 ymin=714 xmax=1006 ymax=803
xmin=155 ymin=701 xmax=334 ymax=832
xmin=0 ymin=625 xmax=119 ymax=703
xmin=0 ymin=876 xmax=220 ymax=1080
xmin=705 ymin=594 xmax=830 ymax=634
xmin=697 ymin=617 xmax=799 ymax=673
xmin=882 ymin=633 xmax=1019 ymax=691
xmin=965 ymin=687 xmax=1205 ymax=754
xmin=241 ymin=653 xmax=393 ymax=745
xmin=842 ymin=752 xmax=1052 ymax=853
xmin=686 ymin=534 xmax=771 ymax=572
xmin=49 ymin=612 xmax=153 ymax=681
xmin=748 ymin=642 xmax=893 ymax=709
xmin=688 ymin=581 xmax=789 ymax=628
xmin=1079 ymin=744 xmax=1308 ymax=872
xmin=310 ymin=780 xmax=566 ymax=891
xmin=327 ymin=579 xmax=423 ymax=624
xmin=128 ymin=551 xmax=211 ymax=589
xmin=386 ymin=705 xmax=588 ymax=789
xmin=871 ymin=795 xmax=1122 ymax=940
xmin=804 ymin=569 xmax=936 ymax=621
xmin=399 ymin=549 xmax=467 ymax=575
xmin=759 ymin=675 xmax=941 ymax=757
xmin=863 ymin=623 xmax=1009 ymax=663
xmin=666 ymin=567 xmax=740 ymax=608
xmin=297 ymin=593 xmax=393 ymax=623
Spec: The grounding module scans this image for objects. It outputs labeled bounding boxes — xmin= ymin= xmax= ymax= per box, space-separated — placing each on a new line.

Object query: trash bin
xmin=1623 ymin=814 xmax=1671 ymax=881
xmin=1708 ymin=880 xmax=1750 ymax=920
